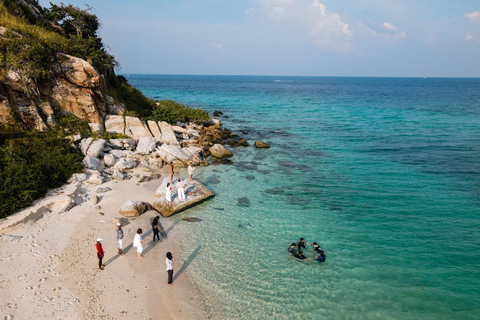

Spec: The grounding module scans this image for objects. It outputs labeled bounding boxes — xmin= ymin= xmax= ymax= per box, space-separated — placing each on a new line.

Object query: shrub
xmin=0 ymin=130 xmax=84 ymax=218
xmin=147 ymin=100 xmax=210 ymax=125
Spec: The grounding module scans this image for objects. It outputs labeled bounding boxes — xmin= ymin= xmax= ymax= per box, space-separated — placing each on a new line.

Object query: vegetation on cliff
xmin=0 ymin=126 xmax=84 ymax=218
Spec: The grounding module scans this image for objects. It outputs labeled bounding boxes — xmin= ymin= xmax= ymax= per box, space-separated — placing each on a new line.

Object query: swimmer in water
xmin=316 ymin=250 xmax=326 ymax=263
xmin=312 ymin=242 xmax=323 ymax=253
xmin=288 ymin=243 xmax=297 ymax=256
xmin=296 ymin=238 xmax=310 ymax=250
xmin=294 ymin=250 xmax=308 ymax=260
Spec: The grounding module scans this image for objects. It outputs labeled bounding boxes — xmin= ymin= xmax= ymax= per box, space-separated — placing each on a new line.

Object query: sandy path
xmin=0 ymin=167 xmax=205 ymax=320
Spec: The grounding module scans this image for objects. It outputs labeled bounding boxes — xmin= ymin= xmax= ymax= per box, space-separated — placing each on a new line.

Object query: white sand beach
xmin=0 ymin=167 xmax=206 ymax=320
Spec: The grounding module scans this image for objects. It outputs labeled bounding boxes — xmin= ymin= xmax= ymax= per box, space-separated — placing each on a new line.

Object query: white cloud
xmin=464 ymin=11 xmax=480 ymax=22
xmin=383 ymin=22 xmax=399 ymax=31
xmin=465 ymin=34 xmax=474 ymax=41
xmin=359 ymin=21 xmax=406 ymax=40
xmin=211 ymin=42 xmax=224 ymax=50
xmin=256 ymin=0 xmax=353 ymax=51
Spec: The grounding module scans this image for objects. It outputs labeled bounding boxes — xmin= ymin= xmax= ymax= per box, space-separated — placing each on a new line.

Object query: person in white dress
xmin=165 ymin=183 xmax=172 ymax=205
xmin=133 ymin=228 xmax=144 ymax=258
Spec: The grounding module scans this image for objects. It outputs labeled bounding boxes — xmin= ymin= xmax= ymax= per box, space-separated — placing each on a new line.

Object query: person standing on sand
xmin=166 ymin=252 xmax=176 ymax=285
xmin=198 ymin=150 xmax=208 ymax=165
xmin=177 ymin=178 xmax=185 ymax=201
xmin=188 ymin=162 xmax=195 ymax=182
xmin=166 ymin=182 xmax=172 ymax=205
xmin=116 ymin=223 xmax=125 ymax=256
xmin=96 ymin=238 xmax=105 ymax=270
xmin=152 ymin=216 xmax=160 ymax=242
xmin=133 ymin=228 xmax=144 ymax=258
xmin=169 ymin=162 xmax=174 ymax=184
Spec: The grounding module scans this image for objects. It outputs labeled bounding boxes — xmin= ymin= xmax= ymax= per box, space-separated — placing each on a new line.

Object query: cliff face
xmin=0 ymin=52 xmax=123 ymax=131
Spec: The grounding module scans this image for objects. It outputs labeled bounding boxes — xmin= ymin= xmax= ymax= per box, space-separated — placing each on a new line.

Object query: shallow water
xmin=128 ymin=75 xmax=480 ymax=319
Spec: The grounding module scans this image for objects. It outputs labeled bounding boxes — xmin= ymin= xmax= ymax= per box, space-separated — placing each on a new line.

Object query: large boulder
xmin=147 ymin=121 xmax=163 ymax=143
xmin=254 ymin=140 xmax=270 ymax=148
xmin=119 ymin=200 xmax=151 ymax=217
xmin=125 ymin=117 xmax=152 ymax=140
xmin=86 ymin=139 xmax=106 ymax=158
xmin=158 ymin=121 xmax=179 ymax=145
xmin=105 ymin=115 xmax=125 ymax=135
xmin=152 ymin=179 xmax=215 ymax=217
xmin=209 ymin=144 xmax=233 ymax=159
xmin=136 ymin=136 xmax=157 ymax=154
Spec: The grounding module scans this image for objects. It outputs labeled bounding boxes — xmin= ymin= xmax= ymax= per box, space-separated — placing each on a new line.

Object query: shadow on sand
xmin=173 ymin=245 xmax=201 ymax=282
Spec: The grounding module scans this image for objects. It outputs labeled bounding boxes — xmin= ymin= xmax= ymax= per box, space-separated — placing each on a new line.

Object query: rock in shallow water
xmin=245 ymin=175 xmax=255 ymax=180
xmin=254 ymin=140 xmax=270 ymax=148
xmin=237 ymin=197 xmax=251 ymax=207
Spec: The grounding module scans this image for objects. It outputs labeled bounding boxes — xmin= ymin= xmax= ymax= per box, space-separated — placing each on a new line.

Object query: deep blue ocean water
xmin=127 ymin=75 xmax=480 ymax=319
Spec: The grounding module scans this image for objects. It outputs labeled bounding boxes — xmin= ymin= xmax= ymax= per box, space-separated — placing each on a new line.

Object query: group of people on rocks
xmin=165 ymin=150 xmax=208 ymax=206
xmin=288 ymin=238 xmax=326 ymax=263
xmin=95 ymin=216 xmax=176 ymax=284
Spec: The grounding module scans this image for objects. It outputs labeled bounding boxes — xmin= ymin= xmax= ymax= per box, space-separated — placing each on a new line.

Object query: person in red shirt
xmin=96 ymin=238 xmax=105 ymax=270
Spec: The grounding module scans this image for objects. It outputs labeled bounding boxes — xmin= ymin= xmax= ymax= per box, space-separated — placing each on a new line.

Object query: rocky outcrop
xmin=136 ymin=136 xmax=157 ymax=154
xmin=209 ymin=144 xmax=233 ymax=159
xmin=152 ymin=178 xmax=215 ymax=217
xmin=105 ymin=115 xmax=125 ymax=135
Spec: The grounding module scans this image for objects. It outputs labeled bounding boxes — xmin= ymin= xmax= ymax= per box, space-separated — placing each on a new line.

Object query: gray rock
xmin=68 ymin=173 xmax=88 ymax=183
xmin=113 ymin=158 xmax=137 ymax=172
xmin=109 ymin=139 xmax=124 ymax=149
xmin=136 ymin=136 xmax=157 ymax=154
xmin=97 ymin=187 xmax=112 ymax=193
xmin=112 ymin=169 xmax=126 ymax=180
xmin=104 ymin=153 xmax=118 ymax=167
xmin=237 ymin=197 xmax=251 ymax=207
xmin=86 ymin=139 xmax=106 ymax=158
xmin=86 ymin=173 xmax=104 ymax=185
xmin=245 ymin=175 xmax=255 ymax=180
xmin=147 ymin=120 xmax=163 ymax=143
xmin=79 ymin=137 xmax=93 ymax=155
xmin=138 ymin=175 xmax=152 ymax=183
xmin=105 ymin=115 xmax=125 ymax=135
xmin=83 ymin=155 xmax=100 ymax=170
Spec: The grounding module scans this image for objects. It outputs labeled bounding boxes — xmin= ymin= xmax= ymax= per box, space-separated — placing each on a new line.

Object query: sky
xmin=38 ymin=0 xmax=480 ymax=77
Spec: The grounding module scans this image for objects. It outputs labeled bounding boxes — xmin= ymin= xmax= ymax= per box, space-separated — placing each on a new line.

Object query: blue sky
xmin=39 ymin=0 xmax=480 ymax=77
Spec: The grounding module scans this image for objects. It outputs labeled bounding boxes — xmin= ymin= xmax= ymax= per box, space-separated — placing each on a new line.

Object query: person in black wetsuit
xmin=294 ymin=250 xmax=308 ymax=260
xmin=152 ymin=216 xmax=160 ymax=242
xmin=296 ymin=238 xmax=310 ymax=250
xmin=312 ymin=242 xmax=322 ymax=253
xmin=288 ymin=243 xmax=297 ymax=256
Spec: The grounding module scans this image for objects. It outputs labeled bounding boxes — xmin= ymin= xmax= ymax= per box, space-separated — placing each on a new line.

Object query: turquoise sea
xmin=128 ymin=75 xmax=480 ymax=319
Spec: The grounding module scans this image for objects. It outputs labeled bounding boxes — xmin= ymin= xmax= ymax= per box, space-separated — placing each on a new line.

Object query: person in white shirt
xmin=166 ymin=252 xmax=176 ymax=284
xmin=165 ymin=183 xmax=172 ymax=205
xmin=133 ymin=228 xmax=144 ymax=258
xmin=177 ymin=179 xmax=185 ymax=200
xmin=188 ymin=162 xmax=195 ymax=182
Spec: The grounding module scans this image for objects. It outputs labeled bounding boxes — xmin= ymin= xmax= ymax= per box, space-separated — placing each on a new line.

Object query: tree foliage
xmin=0 ymin=128 xmax=84 ymax=218
xmin=147 ymin=100 xmax=210 ymax=125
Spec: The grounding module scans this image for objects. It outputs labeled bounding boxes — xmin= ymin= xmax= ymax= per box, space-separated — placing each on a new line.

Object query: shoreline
xmin=0 ymin=166 xmax=207 ymax=319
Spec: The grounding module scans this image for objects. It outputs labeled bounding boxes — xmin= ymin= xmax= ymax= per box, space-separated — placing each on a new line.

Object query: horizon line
xmin=118 ymin=73 xmax=480 ymax=79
